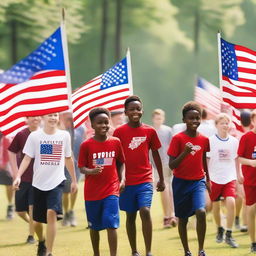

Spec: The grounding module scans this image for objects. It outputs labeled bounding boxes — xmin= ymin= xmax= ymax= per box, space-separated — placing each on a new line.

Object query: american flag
xmin=194 ymin=77 xmax=243 ymax=132
xmin=0 ymin=27 xmax=69 ymax=136
xmin=220 ymin=37 xmax=256 ymax=109
xmin=72 ymin=52 xmax=132 ymax=128
xmin=40 ymin=143 xmax=62 ymax=162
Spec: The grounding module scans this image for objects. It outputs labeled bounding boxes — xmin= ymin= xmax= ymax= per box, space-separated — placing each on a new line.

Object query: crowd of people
xmin=0 ymin=95 xmax=256 ymax=256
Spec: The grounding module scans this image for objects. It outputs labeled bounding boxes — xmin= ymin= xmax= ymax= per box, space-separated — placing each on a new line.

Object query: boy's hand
xmin=237 ymin=174 xmax=244 ymax=184
xmin=91 ymin=166 xmax=103 ymax=175
xmin=184 ymin=142 xmax=194 ymax=154
xmin=70 ymin=181 xmax=78 ymax=194
xmin=206 ymin=180 xmax=211 ymax=193
xmin=119 ymin=180 xmax=125 ymax=193
xmin=13 ymin=176 xmax=21 ymax=190
xmin=156 ymin=179 xmax=165 ymax=192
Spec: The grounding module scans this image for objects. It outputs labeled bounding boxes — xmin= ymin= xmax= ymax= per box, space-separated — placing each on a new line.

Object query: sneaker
xmin=132 ymin=252 xmax=140 ymax=256
xmin=251 ymin=243 xmax=256 ymax=253
xmin=26 ymin=235 xmax=36 ymax=244
xmin=225 ymin=233 xmax=238 ymax=248
xmin=185 ymin=251 xmax=192 ymax=256
xmin=240 ymin=225 xmax=248 ymax=232
xmin=216 ymin=227 xmax=225 ymax=243
xmin=6 ymin=205 xmax=14 ymax=220
xmin=62 ymin=212 xmax=70 ymax=226
xmin=69 ymin=210 xmax=77 ymax=227
xmin=198 ymin=250 xmax=206 ymax=256
xmin=234 ymin=216 xmax=240 ymax=230
xmin=37 ymin=240 xmax=46 ymax=256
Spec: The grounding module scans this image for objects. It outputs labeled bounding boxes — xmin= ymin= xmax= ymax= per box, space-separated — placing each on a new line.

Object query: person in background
xmin=151 ymin=109 xmax=176 ymax=228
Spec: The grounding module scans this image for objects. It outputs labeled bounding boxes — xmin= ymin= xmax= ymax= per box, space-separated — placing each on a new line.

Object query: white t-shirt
xmin=207 ymin=134 xmax=238 ymax=184
xmin=198 ymin=120 xmax=216 ymax=138
xmin=23 ymin=129 xmax=72 ymax=191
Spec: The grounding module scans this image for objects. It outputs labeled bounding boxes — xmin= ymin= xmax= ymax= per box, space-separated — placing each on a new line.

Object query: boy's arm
xmin=116 ymin=160 xmax=125 ymax=192
xmin=13 ymin=154 xmax=32 ymax=189
xmin=238 ymin=156 xmax=256 ymax=167
xmin=80 ymin=166 xmax=103 ymax=176
xmin=8 ymin=151 xmax=18 ymax=179
xmin=203 ymin=152 xmax=211 ymax=193
xmin=152 ymin=149 xmax=165 ymax=192
xmin=235 ymin=157 xmax=244 ymax=184
xmin=169 ymin=142 xmax=193 ymax=169
xmin=65 ymin=156 xmax=78 ymax=193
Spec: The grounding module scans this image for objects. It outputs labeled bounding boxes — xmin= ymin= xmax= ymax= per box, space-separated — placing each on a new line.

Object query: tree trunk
xmin=100 ymin=0 xmax=108 ymax=73
xmin=10 ymin=20 xmax=18 ymax=65
xmin=115 ymin=0 xmax=122 ymax=61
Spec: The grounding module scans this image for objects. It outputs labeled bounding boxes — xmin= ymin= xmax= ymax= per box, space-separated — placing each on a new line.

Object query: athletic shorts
xmin=209 ymin=180 xmax=236 ymax=201
xmin=243 ymin=185 xmax=256 ymax=206
xmin=0 ymin=170 xmax=13 ymax=185
xmin=85 ymin=195 xmax=119 ymax=231
xmin=63 ymin=167 xmax=80 ymax=193
xmin=33 ymin=181 xmax=64 ymax=224
xmin=15 ymin=181 xmax=34 ymax=212
xmin=172 ymin=177 xmax=206 ymax=218
xmin=119 ymin=182 xmax=153 ymax=213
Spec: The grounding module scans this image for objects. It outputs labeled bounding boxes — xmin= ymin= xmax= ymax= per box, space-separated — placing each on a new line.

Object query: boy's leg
xmin=107 ymin=228 xmax=117 ymax=256
xmin=46 ymin=209 xmax=57 ymax=255
xmin=62 ymin=192 xmax=70 ymax=226
xmin=226 ymin=196 xmax=235 ymax=230
xmin=212 ymin=201 xmax=221 ymax=227
xmin=247 ymin=204 xmax=256 ymax=243
xmin=195 ymin=209 xmax=206 ymax=252
xmin=139 ymin=207 xmax=152 ymax=255
xmin=90 ymin=229 xmax=100 ymax=256
xmin=178 ymin=217 xmax=190 ymax=253
xmin=126 ymin=212 xmax=138 ymax=254
xmin=34 ymin=221 xmax=44 ymax=241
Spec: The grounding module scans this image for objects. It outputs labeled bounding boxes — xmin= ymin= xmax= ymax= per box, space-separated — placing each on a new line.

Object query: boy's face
xmin=216 ymin=118 xmax=230 ymax=134
xmin=91 ymin=113 xmax=110 ymax=136
xmin=183 ymin=110 xmax=201 ymax=131
xmin=152 ymin=114 xmax=164 ymax=126
xmin=43 ymin=113 xmax=59 ymax=128
xmin=125 ymin=101 xmax=143 ymax=123
xmin=26 ymin=116 xmax=41 ymax=129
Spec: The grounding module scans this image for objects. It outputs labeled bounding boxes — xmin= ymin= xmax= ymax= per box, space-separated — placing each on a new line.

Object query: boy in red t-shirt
xmin=78 ymin=108 xmax=125 ymax=256
xmin=168 ymin=101 xmax=210 ymax=256
xmin=237 ymin=109 xmax=256 ymax=253
xmin=113 ymin=95 xmax=165 ymax=256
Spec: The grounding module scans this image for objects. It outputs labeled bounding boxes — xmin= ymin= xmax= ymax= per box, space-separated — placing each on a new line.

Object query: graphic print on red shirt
xmin=168 ymin=132 xmax=210 ymax=180
xmin=78 ymin=137 xmax=125 ymax=201
xmin=113 ymin=123 xmax=161 ymax=185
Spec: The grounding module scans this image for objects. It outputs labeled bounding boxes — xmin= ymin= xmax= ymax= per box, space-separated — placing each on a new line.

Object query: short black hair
xmin=182 ymin=101 xmax=202 ymax=118
xmin=89 ymin=107 xmax=110 ymax=122
xmin=124 ymin=95 xmax=142 ymax=109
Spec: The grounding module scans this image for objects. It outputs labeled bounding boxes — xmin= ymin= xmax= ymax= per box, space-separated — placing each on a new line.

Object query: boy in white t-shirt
xmin=13 ymin=113 xmax=78 ymax=256
xmin=207 ymin=113 xmax=239 ymax=248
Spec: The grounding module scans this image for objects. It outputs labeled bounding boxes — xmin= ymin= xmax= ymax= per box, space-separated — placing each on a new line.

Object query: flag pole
xmin=60 ymin=8 xmax=73 ymax=111
xmin=217 ymin=31 xmax=223 ymax=101
xmin=126 ymin=48 xmax=133 ymax=95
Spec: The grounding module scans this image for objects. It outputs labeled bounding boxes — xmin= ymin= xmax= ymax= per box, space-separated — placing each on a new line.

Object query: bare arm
xmin=8 ymin=151 xmax=18 ymax=179
xmin=235 ymin=157 xmax=244 ymax=184
xmin=116 ymin=160 xmax=125 ymax=192
xmin=65 ymin=156 xmax=78 ymax=193
xmin=238 ymin=156 xmax=256 ymax=167
xmin=152 ymin=149 xmax=165 ymax=192
xmin=203 ymin=152 xmax=211 ymax=192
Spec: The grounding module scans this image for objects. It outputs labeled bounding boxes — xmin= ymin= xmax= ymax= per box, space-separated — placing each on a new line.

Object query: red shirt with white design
xmin=113 ymin=123 xmax=161 ymax=185
xmin=237 ymin=131 xmax=256 ymax=186
xmin=168 ymin=132 xmax=210 ymax=180
xmin=78 ymin=136 xmax=125 ymax=201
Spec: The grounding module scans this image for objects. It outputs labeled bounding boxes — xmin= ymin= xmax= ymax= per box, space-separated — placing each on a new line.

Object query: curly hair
xmin=182 ymin=101 xmax=202 ymax=118
xmin=89 ymin=107 xmax=110 ymax=122
xmin=124 ymin=95 xmax=142 ymax=109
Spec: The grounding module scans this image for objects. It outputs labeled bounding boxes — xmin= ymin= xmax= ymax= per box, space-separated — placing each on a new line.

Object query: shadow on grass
xmin=0 ymin=242 xmax=27 ymax=248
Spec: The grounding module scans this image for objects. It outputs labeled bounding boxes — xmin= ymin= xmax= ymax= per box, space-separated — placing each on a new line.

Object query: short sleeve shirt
xmin=8 ymin=128 xmax=34 ymax=182
xmin=113 ymin=123 xmax=161 ymax=185
xmin=237 ymin=131 xmax=256 ymax=186
xmin=78 ymin=137 xmax=125 ymax=201
xmin=168 ymin=132 xmax=210 ymax=180
xmin=23 ymin=129 xmax=72 ymax=191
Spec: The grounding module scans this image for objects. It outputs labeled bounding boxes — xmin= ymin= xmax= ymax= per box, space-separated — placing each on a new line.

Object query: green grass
xmin=0 ymin=183 xmax=253 ymax=256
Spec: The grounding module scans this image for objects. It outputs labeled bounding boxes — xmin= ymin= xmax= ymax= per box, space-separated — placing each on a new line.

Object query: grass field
xmin=0 ymin=182 xmax=253 ymax=256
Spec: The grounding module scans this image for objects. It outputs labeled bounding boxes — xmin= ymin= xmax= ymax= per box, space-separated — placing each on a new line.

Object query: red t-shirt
xmin=167 ymin=132 xmax=210 ymax=180
xmin=8 ymin=128 xmax=34 ymax=183
xmin=113 ymin=123 xmax=161 ymax=185
xmin=78 ymin=136 xmax=125 ymax=201
xmin=237 ymin=131 xmax=256 ymax=186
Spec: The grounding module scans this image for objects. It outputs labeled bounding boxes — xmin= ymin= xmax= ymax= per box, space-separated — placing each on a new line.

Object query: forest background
xmin=0 ymin=0 xmax=255 ymax=124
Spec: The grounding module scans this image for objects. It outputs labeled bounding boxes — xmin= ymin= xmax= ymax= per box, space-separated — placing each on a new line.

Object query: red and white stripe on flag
xmin=220 ymin=37 xmax=256 ymax=109
xmin=72 ymin=55 xmax=132 ymax=128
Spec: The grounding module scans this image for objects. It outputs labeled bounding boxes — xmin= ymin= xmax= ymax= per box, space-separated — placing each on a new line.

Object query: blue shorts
xmin=85 ymin=195 xmax=119 ymax=231
xmin=172 ymin=177 xmax=206 ymax=218
xmin=119 ymin=182 xmax=153 ymax=213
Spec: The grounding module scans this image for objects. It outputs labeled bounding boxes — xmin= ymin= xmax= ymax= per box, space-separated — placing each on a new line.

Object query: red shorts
xmin=243 ymin=185 xmax=256 ymax=206
xmin=210 ymin=180 xmax=236 ymax=201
